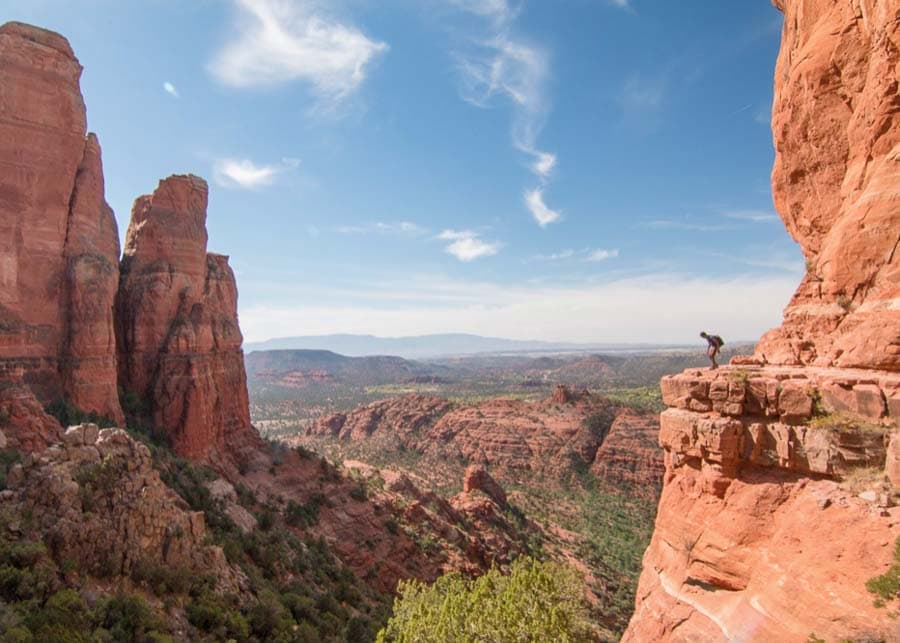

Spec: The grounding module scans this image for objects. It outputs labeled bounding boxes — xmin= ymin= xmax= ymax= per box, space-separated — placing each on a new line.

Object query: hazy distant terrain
xmin=244 ymin=332 xmax=708 ymax=359
xmin=247 ymin=344 xmax=753 ymax=437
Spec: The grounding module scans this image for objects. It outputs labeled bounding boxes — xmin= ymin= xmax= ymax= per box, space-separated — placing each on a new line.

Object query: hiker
xmin=700 ymin=331 xmax=724 ymax=370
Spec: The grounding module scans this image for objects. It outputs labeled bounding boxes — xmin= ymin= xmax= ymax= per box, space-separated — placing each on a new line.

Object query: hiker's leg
xmin=707 ymin=346 xmax=718 ymax=369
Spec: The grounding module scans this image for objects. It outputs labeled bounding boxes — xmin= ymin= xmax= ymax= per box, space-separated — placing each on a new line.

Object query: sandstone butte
xmin=0 ymin=22 xmax=123 ymax=431
xmin=0 ymin=21 xmax=260 ymax=468
xmin=116 ymin=174 xmax=261 ymax=466
xmin=623 ymin=1 xmax=900 ymax=641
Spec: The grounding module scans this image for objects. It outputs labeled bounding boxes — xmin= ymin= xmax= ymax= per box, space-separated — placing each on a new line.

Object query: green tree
xmin=376 ymin=557 xmax=592 ymax=642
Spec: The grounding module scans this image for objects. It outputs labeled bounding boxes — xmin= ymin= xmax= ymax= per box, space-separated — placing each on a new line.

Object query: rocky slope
xmin=0 ymin=22 xmax=123 ymax=426
xmin=625 ymin=1 xmax=900 ymax=640
xmin=2 ymin=423 xmax=244 ymax=594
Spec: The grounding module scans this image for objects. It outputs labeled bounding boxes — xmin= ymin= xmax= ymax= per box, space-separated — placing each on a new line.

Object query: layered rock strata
xmin=754 ymin=0 xmax=900 ymax=369
xmin=311 ymin=391 xmax=663 ymax=491
xmin=624 ymin=366 xmax=899 ymax=642
xmin=0 ymin=22 xmax=123 ymax=425
xmin=116 ymin=175 xmax=259 ymax=463
xmin=625 ymin=2 xmax=900 ymax=639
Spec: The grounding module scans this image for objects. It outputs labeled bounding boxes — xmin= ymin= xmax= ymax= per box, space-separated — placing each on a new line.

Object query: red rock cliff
xmin=624 ymin=2 xmax=900 ymax=640
xmin=755 ymin=0 xmax=900 ymax=369
xmin=116 ymin=175 xmax=259 ymax=463
xmin=0 ymin=22 xmax=123 ymax=426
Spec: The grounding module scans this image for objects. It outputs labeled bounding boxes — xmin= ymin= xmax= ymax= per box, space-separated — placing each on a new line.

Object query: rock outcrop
xmin=116 ymin=175 xmax=260 ymax=463
xmin=2 ymin=424 xmax=244 ymax=594
xmin=462 ymin=465 xmax=508 ymax=508
xmin=0 ymin=22 xmax=123 ymax=425
xmin=625 ymin=3 xmax=900 ymax=639
xmin=0 ymin=383 xmax=62 ymax=452
xmin=624 ymin=366 xmax=899 ymax=642
xmin=754 ymin=0 xmax=900 ymax=370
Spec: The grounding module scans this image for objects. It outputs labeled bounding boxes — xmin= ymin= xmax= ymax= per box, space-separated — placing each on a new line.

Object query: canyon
xmin=1 ymin=0 xmax=899 ymax=638
xmin=0 ymin=19 xmax=549 ymax=641
xmin=623 ymin=1 xmax=900 ymax=640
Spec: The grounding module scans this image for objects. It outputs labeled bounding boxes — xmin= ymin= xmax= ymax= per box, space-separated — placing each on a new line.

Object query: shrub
xmin=186 ymin=591 xmax=248 ymax=640
xmin=0 ymin=450 xmax=21 ymax=491
xmin=867 ymin=537 xmax=900 ymax=608
xmin=94 ymin=594 xmax=162 ymax=641
xmin=43 ymin=400 xmax=116 ymax=429
xmin=349 ymin=483 xmax=367 ymax=502
xmin=285 ymin=494 xmax=325 ymax=528
xmin=376 ymin=557 xmax=592 ymax=642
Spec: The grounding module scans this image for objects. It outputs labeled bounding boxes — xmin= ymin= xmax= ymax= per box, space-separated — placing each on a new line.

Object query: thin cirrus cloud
xmin=451 ymin=1 xmax=562 ymax=226
xmin=163 ymin=81 xmax=179 ymax=98
xmin=335 ymin=221 xmax=426 ymax=236
xmin=524 ymin=188 xmax=561 ymax=227
xmin=530 ymin=248 xmax=619 ymax=263
xmin=208 ymin=0 xmax=387 ymax=105
xmin=723 ymin=209 xmax=779 ymax=222
xmin=587 ymin=248 xmax=619 ymax=262
xmin=213 ymin=157 xmax=299 ymax=189
xmin=438 ymin=229 xmax=501 ymax=262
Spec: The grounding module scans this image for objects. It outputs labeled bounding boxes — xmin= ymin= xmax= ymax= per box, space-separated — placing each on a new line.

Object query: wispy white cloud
xmin=335 ymin=221 xmax=426 ymax=236
xmin=209 ymin=0 xmax=387 ymax=106
xmin=524 ymin=188 xmax=561 ymax=227
xmin=163 ymin=81 xmax=179 ymax=98
xmin=446 ymin=0 xmax=514 ymax=22
xmin=610 ymin=0 xmax=632 ymax=9
xmin=238 ymin=271 xmax=798 ymax=345
xmin=723 ymin=209 xmax=779 ymax=223
xmin=437 ymin=229 xmax=501 ymax=261
xmin=451 ymin=3 xmax=562 ymax=225
xmin=213 ymin=157 xmax=299 ymax=189
xmin=587 ymin=248 xmax=619 ymax=262
xmin=530 ymin=249 xmax=576 ymax=262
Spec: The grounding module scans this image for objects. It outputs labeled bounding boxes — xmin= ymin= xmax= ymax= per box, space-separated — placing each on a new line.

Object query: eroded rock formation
xmin=0 ymin=22 xmax=123 ymax=425
xmin=755 ymin=0 xmax=900 ymax=369
xmin=116 ymin=175 xmax=260 ymax=463
xmin=624 ymin=366 xmax=899 ymax=641
xmin=625 ymin=2 xmax=900 ymax=639
xmin=310 ymin=391 xmax=663 ymax=490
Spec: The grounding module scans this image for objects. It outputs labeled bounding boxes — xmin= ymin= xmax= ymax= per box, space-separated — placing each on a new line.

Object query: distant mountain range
xmin=245 ymin=349 xmax=449 ymax=387
xmin=244 ymin=333 xmax=699 ymax=359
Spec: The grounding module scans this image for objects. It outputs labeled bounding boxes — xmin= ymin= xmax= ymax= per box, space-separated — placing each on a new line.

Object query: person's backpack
xmin=711 ymin=335 xmax=725 ymax=348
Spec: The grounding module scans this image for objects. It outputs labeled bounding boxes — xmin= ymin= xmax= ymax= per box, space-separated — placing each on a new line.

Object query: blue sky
xmin=7 ymin=0 xmax=800 ymax=344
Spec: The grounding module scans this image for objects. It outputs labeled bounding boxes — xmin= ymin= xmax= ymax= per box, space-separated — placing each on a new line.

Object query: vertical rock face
xmin=116 ymin=175 xmax=257 ymax=461
xmin=755 ymin=0 xmax=900 ymax=370
xmin=625 ymin=2 xmax=900 ymax=640
xmin=0 ymin=22 xmax=123 ymax=425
